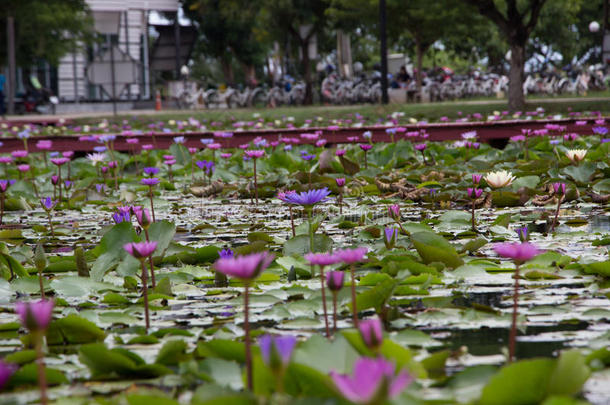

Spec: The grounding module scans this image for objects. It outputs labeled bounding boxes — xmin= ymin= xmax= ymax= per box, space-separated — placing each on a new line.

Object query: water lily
xmin=214 ymin=251 xmax=274 ymax=391
xmin=565 ymin=149 xmax=587 ymax=165
xmin=331 ymin=357 xmax=412 ymax=404
xmin=244 ymin=150 xmax=264 ymax=204
xmin=16 ymin=299 xmax=54 ymax=404
xmin=359 ymin=144 xmax=372 ymax=168
xmin=283 ymin=188 xmax=331 ymax=252
xmin=124 ymin=241 xmax=158 ymax=331
xmin=259 ymin=334 xmax=296 ymax=391
xmin=336 ymin=178 xmax=345 ymax=214
xmin=0 ymin=360 xmax=17 ymax=390
xmin=384 ymin=227 xmax=398 ymax=249
xmin=141 ymin=178 xmax=160 ymax=222
xmin=326 ymin=271 xmax=345 ymax=332
xmin=305 ymin=252 xmax=340 ymax=338
xmin=335 ymin=247 xmax=368 ymax=327
xmin=494 ymin=242 xmax=540 ymax=362
xmin=484 ymin=170 xmax=515 ymax=189
xmin=359 ymin=318 xmax=383 ymax=351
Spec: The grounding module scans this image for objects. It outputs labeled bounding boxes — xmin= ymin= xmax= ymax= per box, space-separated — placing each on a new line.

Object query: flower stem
xmin=332 ymin=292 xmax=338 ymax=334
xmin=144 ymin=228 xmax=156 ymax=288
xmin=253 ymin=158 xmax=258 ymax=205
xmin=471 ymin=200 xmax=476 ymax=232
xmin=34 ymin=331 xmax=48 ymax=405
xmin=289 ymin=206 xmax=295 ymax=237
xmin=551 ymin=197 xmax=561 ymax=232
xmin=339 ymin=189 xmax=343 ymax=215
xmin=364 ymin=152 xmax=368 ymax=169
xmin=140 ymin=260 xmax=150 ymax=331
xmin=57 ymin=167 xmax=62 ymax=203
xmin=509 ymin=263 xmax=520 ymax=363
xmin=350 ymin=263 xmax=358 ymax=328
xmin=47 ymin=212 xmax=54 ymax=237
xmin=244 ymin=283 xmax=253 ymax=391
xmin=0 ymin=193 xmax=4 ymax=226
xmin=307 ymin=208 xmax=314 ymax=253
xmin=320 ymin=265 xmax=330 ymax=338
xmin=38 ymin=265 xmax=45 ymax=299
xmin=149 ymin=186 xmax=156 ymax=222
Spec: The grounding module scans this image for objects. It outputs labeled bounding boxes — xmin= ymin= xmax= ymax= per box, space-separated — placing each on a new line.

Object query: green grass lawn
xmin=76 ymin=92 xmax=610 ymax=126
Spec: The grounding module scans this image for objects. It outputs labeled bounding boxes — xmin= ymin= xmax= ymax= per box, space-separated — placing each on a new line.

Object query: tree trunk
xmin=220 ymin=56 xmax=234 ymax=87
xmin=302 ymin=38 xmax=313 ymax=105
xmin=415 ymin=39 xmax=424 ymax=102
xmin=508 ymin=42 xmax=526 ymax=112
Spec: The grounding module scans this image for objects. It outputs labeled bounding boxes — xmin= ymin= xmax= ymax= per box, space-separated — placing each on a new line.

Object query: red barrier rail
xmin=0 ymin=117 xmax=604 ymax=153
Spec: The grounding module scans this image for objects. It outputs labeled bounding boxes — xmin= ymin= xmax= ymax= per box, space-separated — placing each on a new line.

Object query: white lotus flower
xmin=485 ymin=170 xmax=516 ymax=188
xmin=86 ymin=152 xmax=106 ymax=165
xmin=565 ymin=149 xmax=587 ymax=163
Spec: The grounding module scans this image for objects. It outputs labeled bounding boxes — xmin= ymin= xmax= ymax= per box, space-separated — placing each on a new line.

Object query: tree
xmin=329 ymin=0 xmax=483 ymax=97
xmin=461 ymin=0 xmax=549 ymax=111
xmin=183 ymin=0 xmax=270 ymax=86
xmin=262 ymin=0 xmax=330 ymax=104
xmin=0 ymin=0 xmax=92 ymax=66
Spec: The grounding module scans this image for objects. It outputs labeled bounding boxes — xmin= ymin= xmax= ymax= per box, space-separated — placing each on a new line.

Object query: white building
xmin=56 ymin=0 xmax=193 ymax=104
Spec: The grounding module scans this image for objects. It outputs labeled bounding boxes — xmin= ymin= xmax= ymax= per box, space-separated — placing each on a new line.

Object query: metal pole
xmin=174 ymin=11 xmax=181 ymax=79
xmin=110 ymin=37 xmax=118 ymax=116
xmin=143 ymin=10 xmax=151 ymax=99
xmin=72 ymin=41 xmax=79 ymax=103
xmin=379 ymin=0 xmax=389 ymax=104
xmin=7 ymin=16 xmax=16 ymax=115
xmin=124 ymin=10 xmax=132 ymax=101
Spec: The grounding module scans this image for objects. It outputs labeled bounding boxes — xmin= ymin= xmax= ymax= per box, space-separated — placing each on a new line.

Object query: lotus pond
xmin=0 ymin=112 xmax=609 ymax=405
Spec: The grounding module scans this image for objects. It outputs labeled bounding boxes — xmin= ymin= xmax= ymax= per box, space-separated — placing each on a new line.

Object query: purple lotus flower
xmin=15 ymin=300 xmax=54 ymax=331
xmin=214 ymin=251 xmax=275 ymax=281
xmin=36 ymin=140 xmax=52 ymax=150
xmin=141 ymin=178 xmax=160 ymax=186
xmin=196 ymin=160 xmax=215 ymax=174
xmin=304 ymin=252 xmax=339 ymax=266
xmin=112 ymin=211 xmax=129 ymax=224
xmin=17 ymin=164 xmax=30 ymax=173
xmin=282 ymin=188 xmax=331 ymax=206
xmin=359 ymin=144 xmax=373 ymax=151
xmin=219 ymin=248 xmax=233 ymax=259
xmin=124 ymin=241 xmax=158 ymax=259
xmin=384 ymin=227 xmax=398 ymax=249
xmin=326 ymin=271 xmax=345 ymax=291
xmin=259 ymin=334 xmax=297 ymax=370
xmin=301 ymin=153 xmax=316 ymax=161
xmin=493 ymin=242 xmax=540 ymax=264
xmin=335 ymin=247 xmax=368 ymax=264
xmin=244 ymin=149 xmax=265 ymax=159
xmin=336 ymin=178 xmax=345 ymax=187
xmin=143 ymin=167 xmax=160 ymax=176
xmin=515 ymin=226 xmax=528 ymax=242
xmin=336 ymin=149 xmax=346 ymax=156
xmin=173 ymin=136 xmax=185 ymax=144
xmin=40 ymin=197 xmax=56 ymax=211
xmin=388 ymin=205 xmax=400 ymax=221
xmin=467 ymin=188 xmax=483 ymax=199
xmin=553 ymin=182 xmax=566 ymax=195
xmin=415 ymin=143 xmax=427 ymax=151
xmin=359 ymin=318 xmax=383 ymax=349
xmin=11 ymin=150 xmax=28 ymax=159
xmin=277 ymin=190 xmax=297 ymax=203
xmin=593 ymin=126 xmax=608 ymax=136
xmin=472 ymin=174 xmax=482 ymax=184
xmin=0 ymin=360 xmax=17 ymax=389
xmin=0 ymin=180 xmax=10 ymax=193
xmin=0 ymin=157 xmax=13 ymax=164
xmin=331 ymin=357 xmax=412 ymax=404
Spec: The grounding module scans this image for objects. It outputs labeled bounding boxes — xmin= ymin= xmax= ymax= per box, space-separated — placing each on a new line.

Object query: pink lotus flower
xmin=335 ymin=149 xmax=346 ymax=156
xmin=472 ymin=174 xmax=482 ymax=184
xmin=336 ymin=178 xmax=345 ymax=187
xmin=207 ymin=143 xmax=221 ymax=150
xmin=0 ymin=157 xmax=13 ymax=164
xmin=304 ymin=252 xmax=339 ymax=266
xmin=331 ymin=357 xmax=412 ymax=404
xmin=36 ymin=140 xmax=52 ymax=150
xmin=553 ymin=182 xmax=566 ymax=195
xmin=493 ymin=242 xmax=540 ymax=264
xmin=124 ymin=241 xmax=158 ymax=259
xmin=388 ymin=204 xmax=400 ymax=220
xmin=11 ymin=150 xmax=28 ymax=158
xmin=17 ymin=164 xmax=30 ymax=172
xmin=245 ymin=149 xmax=265 ymax=159
xmin=414 ymin=143 xmax=427 ymax=151
xmin=467 ymin=188 xmax=483 ymax=199
xmin=359 ymin=318 xmax=383 ymax=349
xmin=214 ymin=251 xmax=274 ymax=281
xmin=50 ymin=157 xmax=69 ymax=166
xmin=359 ymin=144 xmax=373 ymax=151
xmin=335 ymin=247 xmax=368 ymax=264
xmin=0 ymin=360 xmax=17 ymax=389
xmin=15 ymin=300 xmax=54 ymax=331
xmin=133 ymin=207 xmax=152 ymax=228
xmin=326 ymin=271 xmax=345 ymax=291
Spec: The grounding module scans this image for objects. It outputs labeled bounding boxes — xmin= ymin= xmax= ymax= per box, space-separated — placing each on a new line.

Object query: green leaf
xmin=79 ymin=343 xmax=171 ymax=380
xmin=46 ymin=314 xmax=106 ymax=345
xmin=91 ymin=222 xmax=138 ymax=281
xmin=156 ymin=339 xmax=191 ymax=366
xmin=350 ymin=275 xmax=398 ymax=312
xmin=563 ymin=162 xmax=596 ymax=185
xmin=126 ymin=394 xmax=180 ymax=405
xmin=283 ymin=234 xmax=333 ymax=255
xmin=479 ymin=358 xmax=556 ymax=405
xmin=147 ymin=220 xmax=176 ymax=257
xmin=547 ymin=350 xmax=590 ymax=397
xmin=411 ymin=231 xmax=463 ymax=269
xmin=8 ymin=363 xmax=68 ymax=387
